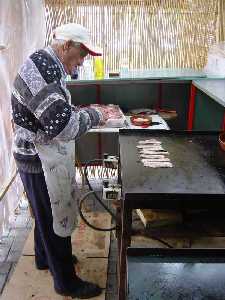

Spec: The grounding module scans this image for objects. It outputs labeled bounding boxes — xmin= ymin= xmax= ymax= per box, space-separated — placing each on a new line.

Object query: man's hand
xmin=94 ymin=106 xmax=110 ymax=125
xmin=91 ymin=104 xmax=123 ymax=126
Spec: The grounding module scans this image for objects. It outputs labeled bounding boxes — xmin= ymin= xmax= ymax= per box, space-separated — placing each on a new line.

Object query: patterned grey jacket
xmin=11 ymin=46 xmax=102 ymax=236
xmin=12 ymin=46 xmax=102 ymax=173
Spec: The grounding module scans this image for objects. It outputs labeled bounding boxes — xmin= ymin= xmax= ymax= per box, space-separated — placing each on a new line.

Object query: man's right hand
xmin=90 ymin=104 xmax=123 ymax=126
xmin=91 ymin=106 xmax=110 ymax=126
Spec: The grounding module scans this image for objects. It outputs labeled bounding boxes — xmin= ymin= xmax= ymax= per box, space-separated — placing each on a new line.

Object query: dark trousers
xmin=19 ymin=171 xmax=77 ymax=291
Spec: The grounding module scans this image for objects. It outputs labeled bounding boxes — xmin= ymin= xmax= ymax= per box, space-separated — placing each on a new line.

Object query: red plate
xmin=130 ymin=115 xmax=152 ymax=127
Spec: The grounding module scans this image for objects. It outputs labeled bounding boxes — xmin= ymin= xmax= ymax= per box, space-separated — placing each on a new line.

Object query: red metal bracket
xmin=155 ymin=82 xmax=163 ymax=111
xmin=187 ymin=84 xmax=197 ymax=130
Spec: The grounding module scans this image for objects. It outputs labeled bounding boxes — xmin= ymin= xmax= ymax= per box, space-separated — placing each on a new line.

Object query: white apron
xmin=35 ymin=140 xmax=79 ymax=237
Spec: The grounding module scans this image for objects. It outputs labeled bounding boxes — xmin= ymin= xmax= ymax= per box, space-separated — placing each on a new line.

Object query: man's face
xmin=62 ymin=41 xmax=89 ymax=75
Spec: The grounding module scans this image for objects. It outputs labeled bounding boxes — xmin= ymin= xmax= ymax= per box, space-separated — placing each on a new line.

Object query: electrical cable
xmin=79 ymin=159 xmax=173 ymax=247
xmin=83 ymin=159 xmax=116 ymax=221
xmin=78 ymin=191 xmax=116 ymax=231
xmin=77 ymin=159 xmax=116 ymax=231
xmin=148 ymin=236 xmax=173 ymax=248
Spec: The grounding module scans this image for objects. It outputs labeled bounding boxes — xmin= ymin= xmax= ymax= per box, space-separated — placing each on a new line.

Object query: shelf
xmin=89 ymin=115 xmax=169 ymax=133
xmin=193 ymin=79 xmax=225 ymax=108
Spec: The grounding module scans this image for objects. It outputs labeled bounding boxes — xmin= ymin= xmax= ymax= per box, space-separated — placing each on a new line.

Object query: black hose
xmin=83 ymin=159 xmax=116 ymax=221
xmin=149 ymin=237 xmax=173 ymax=248
xmin=78 ymin=191 xmax=116 ymax=231
xmin=80 ymin=159 xmax=173 ymax=246
xmin=77 ymin=159 xmax=116 ymax=231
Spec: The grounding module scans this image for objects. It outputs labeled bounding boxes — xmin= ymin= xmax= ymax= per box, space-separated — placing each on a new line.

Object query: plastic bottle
xmin=83 ymin=60 xmax=94 ymax=80
xmin=120 ymin=58 xmax=129 ymax=78
xmin=94 ymin=57 xmax=105 ymax=80
xmin=71 ymin=66 xmax=79 ymax=79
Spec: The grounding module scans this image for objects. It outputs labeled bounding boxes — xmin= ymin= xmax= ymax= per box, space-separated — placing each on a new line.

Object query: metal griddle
xmin=127 ymin=248 xmax=225 ymax=300
xmin=119 ymin=130 xmax=225 ymax=209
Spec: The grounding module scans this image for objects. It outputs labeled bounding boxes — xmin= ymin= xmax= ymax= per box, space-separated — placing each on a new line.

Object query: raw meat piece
xmin=139 ymin=150 xmax=169 ymax=155
xmin=89 ymin=104 xmax=126 ymax=128
xmin=142 ymin=161 xmax=173 ymax=168
xmin=90 ymin=104 xmax=123 ymax=119
xmin=137 ymin=145 xmax=164 ymax=150
xmin=137 ymin=139 xmax=173 ymax=168
xmin=140 ymin=154 xmax=166 ymax=159
xmin=141 ymin=158 xmax=170 ymax=163
xmin=138 ymin=139 xmax=162 ymax=145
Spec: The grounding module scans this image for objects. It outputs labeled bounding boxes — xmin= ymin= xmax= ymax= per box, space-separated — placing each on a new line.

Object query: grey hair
xmin=52 ymin=39 xmax=81 ymax=48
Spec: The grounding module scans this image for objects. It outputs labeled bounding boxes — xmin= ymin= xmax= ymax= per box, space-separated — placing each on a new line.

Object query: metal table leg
xmin=118 ymin=200 xmax=132 ymax=300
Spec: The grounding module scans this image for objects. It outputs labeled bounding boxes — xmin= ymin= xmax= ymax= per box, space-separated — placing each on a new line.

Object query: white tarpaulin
xmin=0 ymin=0 xmax=46 ymax=236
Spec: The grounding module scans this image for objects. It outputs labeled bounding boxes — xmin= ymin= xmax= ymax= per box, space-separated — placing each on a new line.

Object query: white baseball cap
xmin=53 ymin=23 xmax=102 ymax=56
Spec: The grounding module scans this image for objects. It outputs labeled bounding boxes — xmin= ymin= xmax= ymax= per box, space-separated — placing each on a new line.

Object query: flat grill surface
xmin=119 ymin=130 xmax=225 ymax=200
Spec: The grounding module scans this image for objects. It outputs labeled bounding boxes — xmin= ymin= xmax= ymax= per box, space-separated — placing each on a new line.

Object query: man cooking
xmin=11 ymin=23 xmax=107 ymax=298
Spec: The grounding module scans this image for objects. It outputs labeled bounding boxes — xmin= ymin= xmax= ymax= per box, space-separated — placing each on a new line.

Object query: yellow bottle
xmin=94 ymin=57 xmax=104 ymax=80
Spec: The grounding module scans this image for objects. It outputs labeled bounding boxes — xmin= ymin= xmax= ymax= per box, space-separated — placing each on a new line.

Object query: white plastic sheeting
xmin=204 ymin=42 xmax=225 ymax=76
xmin=0 ymin=0 xmax=46 ymax=236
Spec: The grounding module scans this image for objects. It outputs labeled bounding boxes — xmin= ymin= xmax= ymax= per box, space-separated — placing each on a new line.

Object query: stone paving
xmin=0 ymin=196 xmax=118 ymax=298
xmin=0 ymin=202 xmax=32 ymax=295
